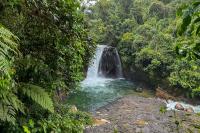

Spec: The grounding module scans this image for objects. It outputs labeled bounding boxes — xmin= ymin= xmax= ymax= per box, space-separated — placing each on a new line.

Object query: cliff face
xmin=98 ymin=46 xmax=122 ymax=78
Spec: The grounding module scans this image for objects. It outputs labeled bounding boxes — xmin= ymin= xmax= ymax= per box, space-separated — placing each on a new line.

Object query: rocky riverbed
xmin=85 ymin=96 xmax=200 ymax=133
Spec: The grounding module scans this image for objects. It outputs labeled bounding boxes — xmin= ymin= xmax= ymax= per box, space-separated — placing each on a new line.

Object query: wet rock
xmin=185 ymin=107 xmax=194 ymax=113
xmin=98 ymin=46 xmax=122 ymax=78
xmin=175 ymin=103 xmax=184 ymax=111
xmin=136 ymin=87 xmax=143 ymax=92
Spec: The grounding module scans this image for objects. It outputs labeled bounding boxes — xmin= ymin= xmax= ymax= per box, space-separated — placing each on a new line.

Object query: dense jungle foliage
xmin=0 ymin=0 xmax=94 ymax=132
xmin=87 ymin=0 xmax=200 ymax=98
xmin=0 ymin=0 xmax=200 ymax=132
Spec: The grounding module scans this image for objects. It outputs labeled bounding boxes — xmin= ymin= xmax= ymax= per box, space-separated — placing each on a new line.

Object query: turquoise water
xmin=66 ymin=45 xmax=155 ymax=112
xmin=67 ymin=78 xmax=153 ymax=112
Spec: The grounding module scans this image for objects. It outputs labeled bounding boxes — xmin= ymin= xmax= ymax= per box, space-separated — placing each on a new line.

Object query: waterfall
xmin=86 ymin=45 xmax=123 ymax=80
xmin=115 ymin=48 xmax=123 ymax=78
xmin=86 ymin=45 xmax=107 ymax=78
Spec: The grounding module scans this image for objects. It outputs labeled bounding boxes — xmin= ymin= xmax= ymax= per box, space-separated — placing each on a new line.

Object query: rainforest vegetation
xmin=0 ymin=0 xmax=200 ymax=133
xmin=87 ymin=0 xmax=200 ymax=97
xmin=0 ymin=0 xmax=94 ymax=132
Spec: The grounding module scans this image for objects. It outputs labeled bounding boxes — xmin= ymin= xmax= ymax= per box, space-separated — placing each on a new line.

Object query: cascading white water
xmin=82 ymin=45 xmax=123 ymax=86
xmin=86 ymin=45 xmax=107 ymax=78
xmin=166 ymin=100 xmax=200 ymax=113
xmin=82 ymin=45 xmax=109 ymax=86
xmin=115 ymin=48 xmax=123 ymax=78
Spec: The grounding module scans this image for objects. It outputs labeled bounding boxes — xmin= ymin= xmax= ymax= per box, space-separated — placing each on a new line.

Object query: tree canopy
xmin=87 ymin=0 xmax=200 ymax=97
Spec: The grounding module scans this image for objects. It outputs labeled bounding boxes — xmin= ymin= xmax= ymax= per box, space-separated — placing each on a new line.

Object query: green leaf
xmin=196 ymin=25 xmax=200 ymax=35
xmin=19 ymin=83 xmax=54 ymax=113
xmin=193 ymin=17 xmax=200 ymax=24
xmin=179 ymin=15 xmax=192 ymax=35
xmin=176 ymin=4 xmax=188 ymax=16
xmin=23 ymin=126 xmax=31 ymax=133
xmin=193 ymin=2 xmax=200 ymax=8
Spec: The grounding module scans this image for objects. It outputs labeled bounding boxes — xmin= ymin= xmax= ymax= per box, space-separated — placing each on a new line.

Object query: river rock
xmin=136 ymin=87 xmax=143 ymax=92
xmin=175 ymin=103 xmax=184 ymax=110
xmin=185 ymin=107 xmax=194 ymax=113
xmin=93 ymin=118 xmax=110 ymax=126
xmin=133 ymin=119 xmax=148 ymax=127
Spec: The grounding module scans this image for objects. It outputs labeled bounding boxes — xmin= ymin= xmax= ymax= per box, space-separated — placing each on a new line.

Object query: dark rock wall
xmin=98 ymin=47 xmax=121 ymax=78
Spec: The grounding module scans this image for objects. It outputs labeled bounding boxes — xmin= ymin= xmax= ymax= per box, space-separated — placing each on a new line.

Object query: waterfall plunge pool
xmin=66 ymin=78 xmax=154 ymax=112
xmin=66 ymin=79 xmax=200 ymax=113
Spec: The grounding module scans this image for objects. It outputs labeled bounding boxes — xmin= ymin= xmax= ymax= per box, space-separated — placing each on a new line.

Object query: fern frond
xmin=0 ymin=24 xmax=23 ymax=124
xmin=0 ymin=56 xmax=11 ymax=77
xmin=0 ymin=24 xmax=20 ymax=79
xmin=0 ymin=24 xmax=19 ymax=58
xmin=0 ymin=92 xmax=24 ymax=124
xmin=19 ymin=83 xmax=54 ymax=113
xmin=0 ymin=103 xmax=16 ymax=123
